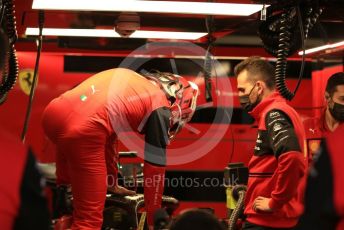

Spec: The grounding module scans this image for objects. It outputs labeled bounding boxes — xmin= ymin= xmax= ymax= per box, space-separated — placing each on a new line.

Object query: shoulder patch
xmin=269 ymin=111 xmax=281 ymax=119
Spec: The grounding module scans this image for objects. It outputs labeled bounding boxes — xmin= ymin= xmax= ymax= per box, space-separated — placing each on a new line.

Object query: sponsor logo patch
xmin=273 ymin=122 xmax=283 ymax=132
xmin=269 ymin=111 xmax=280 ymax=118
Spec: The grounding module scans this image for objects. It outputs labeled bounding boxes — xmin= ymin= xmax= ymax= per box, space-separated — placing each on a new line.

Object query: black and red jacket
xmin=0 ymin=131 xmax=50 ymax=230
xmin=244 ymin=92 xmax=308 ymax=228
xmin=297 ymin=124 xmax=344 ymax=230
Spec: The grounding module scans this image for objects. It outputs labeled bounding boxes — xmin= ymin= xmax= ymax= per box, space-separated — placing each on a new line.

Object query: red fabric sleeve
xmin=269 ymin=151 xmax=306 ymax=210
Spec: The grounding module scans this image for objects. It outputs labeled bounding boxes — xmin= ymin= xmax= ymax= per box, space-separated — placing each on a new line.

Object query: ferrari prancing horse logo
xmin=19 ymin=69 xmax=38 ymax=96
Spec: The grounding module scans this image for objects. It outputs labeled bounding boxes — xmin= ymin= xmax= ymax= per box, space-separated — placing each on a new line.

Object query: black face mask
xmin=329 ymin=100 xmax=344 ymax=122
xmin=239 ymin=84 xmax=260 ymax=112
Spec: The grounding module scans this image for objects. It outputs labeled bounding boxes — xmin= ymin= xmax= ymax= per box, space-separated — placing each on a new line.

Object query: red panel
xmin=117 ymin=123 xmax=256 ymax=171
xmin=0 ymin=52 xmax=93 ymax=161
xmin=0 ymin=51 xmax=315 ymax=163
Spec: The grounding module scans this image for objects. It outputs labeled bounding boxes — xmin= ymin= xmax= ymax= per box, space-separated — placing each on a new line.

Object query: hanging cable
xmin=228 ymin=185 xmax=246 ymax=230
xmin=0 ymin=1 xmax=6 ymax=24
xmin=292 ymin=2 xmax=323 ymax=98
xmin=203 ymin=1 xmax=215 ymax=103
xmin=274 ymin=9 xmax=294 ymax=100
xmin=275 ymin=3 xmax=321 ymax=100
xmin=21 ymin=10 xmax=44 ymax=142
xmin=292 ymin=6 xmax=306 ymax=97
xmin=0 ymin=0 xmax=19 ymax=104
xmin=257 ymin=0 xmax=322 ymax=100
xmin=0 ymin=27 xmax=9 ymax=104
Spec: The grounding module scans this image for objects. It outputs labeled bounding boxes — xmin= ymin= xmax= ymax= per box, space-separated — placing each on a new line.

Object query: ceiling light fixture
xmin=25 ymin=28 xmax=208 ymax=40
xmin=298 ymin=40 xmax=344 ymax=55
xmin=32 ymin=0 xmax=266 ymax=16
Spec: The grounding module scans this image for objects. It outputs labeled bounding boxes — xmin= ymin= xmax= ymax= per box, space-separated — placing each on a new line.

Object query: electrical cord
xmin=204 ymin=44 xmax=213 ymax=102
xmin=292 ymin=5 xmax=306 ymax=98
xmin=258 ymin=0 xmax=322 ymax=100
xmin=0 ymin=1 xmax=5 ymax=24
xmin=274 ymin=6 xmax=306 ymax=100
xmin=228 ymin=185 xmax=247 ymax=230
xmin=204 ymin=1 xmax=214 ymax=103
xmin=274 ymin=9 xmax=294 ymax=100
xmin=294 ymin=1 xmax=323 ymax=97
xmin=21 ymin=10 xmax=44 ymax=142
xmin=0 ymin=0 xmax=19 ymax=102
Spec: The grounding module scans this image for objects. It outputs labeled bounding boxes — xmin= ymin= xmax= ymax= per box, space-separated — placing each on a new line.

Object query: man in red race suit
xmin=234 ymin=57 xmax=307 ymax=229
xmin=297 ymin=123 xmax=344 ymax=230
xmin=0 ymin=131 xmax=50 ymax=230
xmin=304 ymin=72 xmax=344 ymax=156
xmin=42 ymin=68 xmax=199 ymax=229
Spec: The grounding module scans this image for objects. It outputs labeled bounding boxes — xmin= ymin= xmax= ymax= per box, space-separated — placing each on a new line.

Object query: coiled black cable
xmin=0 ymin=28 xmax=9 ymax=104
xmin=275 ymin=4 xmax=322 ymax=101
xmin=0 ymin=46 xmax=18 ymax=99
xmin=304 ymin=8 xmax=323 ymax=39
xmin=228 ymin=185 xmax=247 ymax=230
xmin=0 ymin=0 xmax=18 ymax=102
xmin=258 ymin=8 xmax=299 ymax=58
xmin=204 ymin=43 xmax=213 ymax=102
xmin=258 ymin=0 xmax=323 ymax=100
xmin=275 ymin=9 xmax=294 ymax=100
xmin=4 ymin=0 xmax=16 ymax=44
xmin=0 ymin=1 xmax=5 ymax=24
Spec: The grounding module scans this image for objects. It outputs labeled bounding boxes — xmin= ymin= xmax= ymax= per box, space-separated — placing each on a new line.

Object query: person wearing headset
xmin=42 ymin=68 xmax=199 ymax=229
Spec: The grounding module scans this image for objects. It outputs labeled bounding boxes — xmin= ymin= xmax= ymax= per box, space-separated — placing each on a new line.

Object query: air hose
xmin=274 ymin=9 xmax=295 ymax=100
xmin=258 ymin=0 xmax=323 ymax=101
xmin=204 ymin=40 xmax=213 ymax=103
xmin=203 ymin=4 xmax=215 ymax=103
xmin=228 ymin=185 xmax=246 ymax=230
xmin=0 ymin=0 xmax=19 ymax=103
xmin=275 ymin=3 xmax=323 ymax=100
xmin=304 ymin=7 xmax=323 ymax=39
xmin=21 ymin=10 xmax=44 ymax=142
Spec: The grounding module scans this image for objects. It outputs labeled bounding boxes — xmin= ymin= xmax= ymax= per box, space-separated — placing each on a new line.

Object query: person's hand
xmin=253 ymin=196 xmax=273 ymax=212
xmin=108 ymin=185 xmax=136 ymax=196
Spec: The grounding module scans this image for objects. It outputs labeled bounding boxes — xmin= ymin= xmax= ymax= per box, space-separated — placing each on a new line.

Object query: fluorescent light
xmin=299 ymin=40 xmax=344 ymax=55
xmin=26 ymin=28 xmax=120 ymax=38
xmin=25 ymin=28 xmax=207 ymax=40
xmin=133 ymin=30 xmax=207 ymax=40
xmin=32 ymin=0 xmax=265 ymax=16
xmin=298 ymin=44 xmax=331 ymax=55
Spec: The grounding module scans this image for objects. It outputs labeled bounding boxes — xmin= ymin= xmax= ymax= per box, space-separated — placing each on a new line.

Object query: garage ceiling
xmin=13 ymin=0 xmax=344 ymax=54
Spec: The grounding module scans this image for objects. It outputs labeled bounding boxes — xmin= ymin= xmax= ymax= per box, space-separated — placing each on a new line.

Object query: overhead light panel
xmin=32 ymin=0 xmax=266 ymax=16
xmin=298 ymin=40 xmax=344 ymax=55
xmin=25 ymin=28 xmax=208 ymax=40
